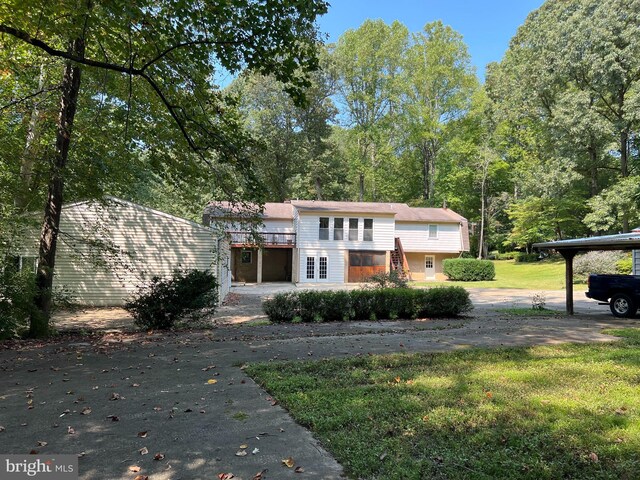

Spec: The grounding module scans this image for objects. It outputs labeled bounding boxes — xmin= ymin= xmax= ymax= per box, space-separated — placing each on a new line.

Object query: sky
xmin=317 ymin=0 xmax=545 ymax=81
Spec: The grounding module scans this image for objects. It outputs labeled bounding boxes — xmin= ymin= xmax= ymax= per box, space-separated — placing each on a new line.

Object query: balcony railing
xmin=228 ymin=231 xmax=296 ymax=247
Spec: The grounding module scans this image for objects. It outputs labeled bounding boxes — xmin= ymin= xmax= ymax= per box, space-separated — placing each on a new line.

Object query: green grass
xmin=247 ymin=330 xmax=640 ymax=479
xmin=414 ymin=259 xmax=583 ymax=290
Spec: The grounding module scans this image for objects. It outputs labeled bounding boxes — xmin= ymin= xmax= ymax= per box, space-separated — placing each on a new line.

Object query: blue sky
xmin=317 ymin=0 xmax=545 ymax=81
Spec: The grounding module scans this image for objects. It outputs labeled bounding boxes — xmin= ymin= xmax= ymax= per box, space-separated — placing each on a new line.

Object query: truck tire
xmin=609 ymin=293 xmax=637 ymax=318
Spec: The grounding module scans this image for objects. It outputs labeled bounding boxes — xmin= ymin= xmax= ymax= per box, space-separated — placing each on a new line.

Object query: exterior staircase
xmin=390 ymin=237 xmax=412 ymax=281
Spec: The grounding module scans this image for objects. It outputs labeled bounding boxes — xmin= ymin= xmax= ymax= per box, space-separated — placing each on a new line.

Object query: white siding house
xmin=22 ymin=198 xmax=229 ymax=306
xmin=204 ymin=200 xmax=469 ymax=284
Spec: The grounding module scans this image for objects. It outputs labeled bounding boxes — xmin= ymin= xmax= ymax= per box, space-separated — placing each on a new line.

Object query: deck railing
xmin=228 ymin=231 xmax=296 ymax=247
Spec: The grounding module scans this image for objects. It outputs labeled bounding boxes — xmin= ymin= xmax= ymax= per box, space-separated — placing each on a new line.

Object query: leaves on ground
xmin=282 ymin=457 xmax=295 ymax=468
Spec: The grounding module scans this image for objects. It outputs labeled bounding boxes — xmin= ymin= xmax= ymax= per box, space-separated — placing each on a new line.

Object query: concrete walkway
xmin=2 ymin=307 xmax=639 ymax=479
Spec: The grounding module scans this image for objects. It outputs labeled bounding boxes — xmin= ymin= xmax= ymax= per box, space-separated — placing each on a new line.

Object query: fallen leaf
xmin=131 ymin=383 xmax=140 ymax=388
xmin=153 ymin=453 xmax=165 ymax=461
xmin=217 ymin=473 xmax=234 ymax=480
xmin=128 ymin=465 xmax=141 ymax=473
xmin=252 ymin=448 xmax=259 ymax=455
xmin=235 ymin=450 xmax=247 ymax=457
xmin=394 ymin=377 xmax=401 ymax=383
xmin=67 ymin=426 xmax=75 ymax=435
xmin=0 ymin=426 xmax=5 ymax=432
xmin=239 ymin=444 xmax=248 ymax=449
xmin=133 ymin=476 xmax=148 ymax=480
xmin=486 ymin=391 xmax=493 ymax=399
xmin=139 ymin=447 xmax=149 ymax=455
xmin=153 ymin=406 xmax=162 ymax=412
xmin=589 ymin=452 xmax=599 ymax=463
xmin=379 ymin=452 xmax=387 ymax=461
xmin=282 ymin=457 xmax=295 ymax=468
xmin=137 ymin=431 xmax=148 ymax=438
xmin=30 ymin=450 xmax=38 ymax=454
xmin=106 ymin=415 xmax=119 ymax=422
xmin=81 ymin=407 xmax=92 ymax=415
xmin=110 ymin=393 xmax=121 ymax=401
xmin=37 ymin=441 xmax=47 ymax=447
xmin=207 ymin=379 xmax=218 ymax=385
xmin=252 ymin=469 xmax=268 ymax=480
xmin=295 ymin=466 xmax=305 ymax=473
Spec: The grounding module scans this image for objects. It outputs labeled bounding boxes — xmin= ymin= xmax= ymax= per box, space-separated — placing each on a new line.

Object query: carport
xmin=534 ymin=233 xmax=640 ymax=314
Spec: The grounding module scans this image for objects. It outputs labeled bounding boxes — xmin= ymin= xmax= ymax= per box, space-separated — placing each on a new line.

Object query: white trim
xmin=424 ymin=255 xmax=435 ymax=279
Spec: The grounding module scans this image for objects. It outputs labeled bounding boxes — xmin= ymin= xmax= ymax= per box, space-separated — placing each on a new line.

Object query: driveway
xmin=4 ymin=299 xmax=640 ymax=479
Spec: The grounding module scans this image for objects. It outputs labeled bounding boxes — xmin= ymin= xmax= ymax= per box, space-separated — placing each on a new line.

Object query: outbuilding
xmin=17 ymin=197 xmax=230 ymax=306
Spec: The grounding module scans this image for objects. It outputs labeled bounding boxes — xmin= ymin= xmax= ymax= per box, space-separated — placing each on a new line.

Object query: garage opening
xmin=262 ymin=248 xmax=292 ymax=282
xmin=348 ymin=250 xmax=386 ymax=282
xmin=231 ymin=248 xmax=257 ymax=282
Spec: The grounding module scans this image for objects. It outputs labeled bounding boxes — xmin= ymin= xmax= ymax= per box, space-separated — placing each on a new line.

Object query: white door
xmin=425 ymin=255 xmax=435 ymax=280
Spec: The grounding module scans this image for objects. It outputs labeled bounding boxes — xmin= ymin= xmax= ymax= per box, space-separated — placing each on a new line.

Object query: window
xmin=241 ymin=250 xmax=252 ymax=264
xmin=425 ymin=256 xmax=434 ymax=269
xmin=319 ymin=217 xmax=329 ymax=240
xmin=428 ymin=224 xmax=438 ymax=239
xmin=363 ymin=219 xmax=373 ymax=241
xmin=349 ymin=218 xmax=359 ymax=241
xmin=319 ymin=256 xmax=328 ymax=279
xmin=19 ymin=256 xmax=38 ymax=274
xmin=306 ymin=257 xmax=315 ymax=279
xmin=333 ymin=218 xmax=344 ymax=240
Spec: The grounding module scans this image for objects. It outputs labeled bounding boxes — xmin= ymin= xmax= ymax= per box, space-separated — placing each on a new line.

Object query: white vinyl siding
xmin=297 ymin=248 xmax=344 ymax=283
xmin=296 ymin=214 xmax=394 ymax=251
xmin=48 ymin=199 xmax=227 ymax=306
xmin=395 ymin=222 xmax=462 ymax=252
xmin=262 ymin=219 xmax=294 ymax=233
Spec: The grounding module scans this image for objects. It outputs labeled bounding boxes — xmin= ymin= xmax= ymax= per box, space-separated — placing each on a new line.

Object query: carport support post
xmin=560 ymin=250 xmax=576 ymax=315
xmin=257 ymin=248 xmax=263 ymax=284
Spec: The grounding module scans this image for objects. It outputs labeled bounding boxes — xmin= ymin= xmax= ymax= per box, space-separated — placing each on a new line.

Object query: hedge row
xmin=262 ymin=287 xmax=473 ymax=323
xmin=442 ymin=258 xmax=495 ymax=281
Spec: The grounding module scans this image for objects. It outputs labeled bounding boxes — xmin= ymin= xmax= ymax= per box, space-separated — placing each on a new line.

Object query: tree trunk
xmin=478 ymin=173 xmax=486 ymax=260
xmin=15 ymin=65 xmax=47 ymax=210
xmin=587 ymin=142 xmax=598 ymax=197
xmin=620 ymin=129 xmax=630 ymax=232
xmin=314 ymin=176 xmax=323 ymax=200
xmin=30 ymin=38 xmax=85 ymax=337
xmin=358 ymin=173 xmax=364 ymax=202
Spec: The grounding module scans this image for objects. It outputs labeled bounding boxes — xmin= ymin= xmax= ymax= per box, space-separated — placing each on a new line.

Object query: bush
xmin=573 ymin=250 xmax=627 ymax=283
xmin=364 ymin=270 xmax=408 ymax=289
xmin=125 ymin=269 xmax=218 ymax=330
xmin=515 ymin=253 xmax=539 ymax=263
xmin=616 ymin=257 xmax=633 ymax=275
xmin=262 ymin=287 xmax=472 ymax=323
xmin=442 ymin=258 xmax=495 ymax=281
xmin=495 ymin=251 xmax=519 ymax=260
xmin=0 ymin=268 xmax=36 ymax=339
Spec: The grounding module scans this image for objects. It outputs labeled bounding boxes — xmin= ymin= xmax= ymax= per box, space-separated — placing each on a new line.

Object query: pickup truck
xmin=586 ymin=274 xmax=640 ymax=317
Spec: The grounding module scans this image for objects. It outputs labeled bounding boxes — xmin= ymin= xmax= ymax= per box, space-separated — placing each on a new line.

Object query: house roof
xmin=534 ymin=232 xmax=640 ymax=251
xmin=204 ymin=201 xmax=294 ymax=220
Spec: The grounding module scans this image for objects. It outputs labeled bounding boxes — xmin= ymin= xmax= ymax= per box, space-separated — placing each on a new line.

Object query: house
xmin=16 ymin=197 xmax=230 ymax=306
xmin=203 ymin=200 xmax=469 ymax=284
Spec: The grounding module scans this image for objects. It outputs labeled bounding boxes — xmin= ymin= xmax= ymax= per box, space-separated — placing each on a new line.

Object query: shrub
xmin=125 ymin=269 xmax=218 ymax=330
xmin=616 ymin=256 xmax=633 ymax=275
xmin=0 ymin=268 xmax=36 ymax=339
xmin=573 ymin=250 xmax=626 ymax=283
xmin=495 ymin=251 xmax=519 ymax=260
xmin=262 ymin=287 xmax=472 ymax=323
xmin=515 ymin=253 xmax=539 ymax=263
xmin=442 ymin=258 xmax=495 ymax=281
xmin=364 ymin=270 xmax=408 ymax=289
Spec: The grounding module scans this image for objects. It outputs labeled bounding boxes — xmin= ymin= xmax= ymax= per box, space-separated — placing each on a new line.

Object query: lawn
xmin=248 ymin=330 xmax=640 ymax=479
xmin=413 ymin=259 xmax=582 ymax=290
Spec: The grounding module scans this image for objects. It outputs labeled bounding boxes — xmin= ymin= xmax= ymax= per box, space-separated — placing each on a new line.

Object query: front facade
xmin=204 ymin=200 xmax=469 ymax=284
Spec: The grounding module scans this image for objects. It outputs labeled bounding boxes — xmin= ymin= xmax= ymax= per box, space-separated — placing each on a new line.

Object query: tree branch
xmin=0 ymin=85 xmax=61 ymax=111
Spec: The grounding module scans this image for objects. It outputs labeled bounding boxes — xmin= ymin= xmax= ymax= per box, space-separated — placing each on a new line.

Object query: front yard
xmin=248 ymin=329 xmax=640 ymax=479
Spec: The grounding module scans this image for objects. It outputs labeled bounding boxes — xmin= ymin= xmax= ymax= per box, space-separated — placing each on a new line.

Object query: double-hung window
xmin=363 ymin=219 xmax=373 ymax=241
xmin=333 ymin=218 xmax=344 ymax=240
xmin=428 ymin=224 xmax=438 ymax=239
xmin=319 ymin=217 xmax=329 ymax=240
xmin=348 ymin=218 xmax=359 ymax=241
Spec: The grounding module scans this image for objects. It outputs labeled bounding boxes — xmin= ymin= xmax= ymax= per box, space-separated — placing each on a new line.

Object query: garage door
xmin=348 ymin=251 xmax=386 ymax=282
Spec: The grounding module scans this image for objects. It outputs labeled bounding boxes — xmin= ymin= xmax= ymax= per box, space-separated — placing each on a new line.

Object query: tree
xmin=0 ymin=0 xmax=327 ymax=336
xmin=332 ymin=19 xmax=408 ymax=201
xmin=399 ymin=21 xmax=477 ymax=202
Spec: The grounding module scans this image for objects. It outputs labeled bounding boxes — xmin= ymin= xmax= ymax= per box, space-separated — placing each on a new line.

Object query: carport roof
xmin=534 ymin=232 xmax=640 ymax=251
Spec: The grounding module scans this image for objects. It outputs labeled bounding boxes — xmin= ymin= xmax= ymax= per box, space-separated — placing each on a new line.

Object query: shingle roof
xmin=204 ymin=201 xmax=294 ymax=220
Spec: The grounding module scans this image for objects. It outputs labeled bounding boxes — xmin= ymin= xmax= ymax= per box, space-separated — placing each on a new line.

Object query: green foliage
xmin=442 ymin=258 xmax=495 ymax=281
xmin=514 ymin=252 xmax=538 ymax=263
xmin=583 ymin=176 xmax=640 ymax=233
xmin=364 ymin=270 xmax=409 ymax=289
xmin=616 ymin=257 xmax=633 ymax=275
xmin=573 ymin=250 xmax=627 ymax=283
xmin=262 ymin=287 xmax=472 ymax=323
xmin=125 ymin=270 xmax=218 ymax=330
xmin=0 ymin=268 xmax=36 ymax=339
